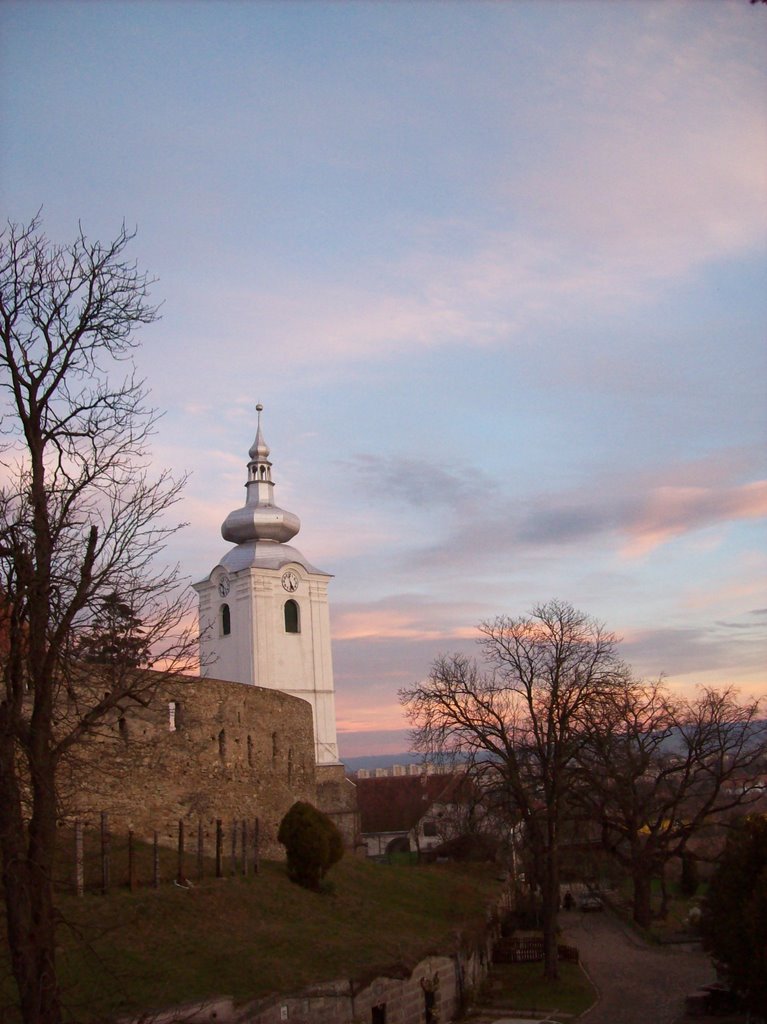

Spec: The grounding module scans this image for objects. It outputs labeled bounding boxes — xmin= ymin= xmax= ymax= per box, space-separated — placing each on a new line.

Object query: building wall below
xmin=316 ymin=764 xmax=360 ymax=850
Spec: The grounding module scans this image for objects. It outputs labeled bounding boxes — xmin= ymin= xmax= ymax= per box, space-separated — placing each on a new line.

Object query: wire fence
xmin=62 ymin=814 xmax=262 ymax=895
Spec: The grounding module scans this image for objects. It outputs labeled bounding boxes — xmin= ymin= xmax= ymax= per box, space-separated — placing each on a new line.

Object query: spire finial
xmin=221 ymin=406 xmax=300 ymax=545
xmin=249 ymin=403 xmax=269 ymax=461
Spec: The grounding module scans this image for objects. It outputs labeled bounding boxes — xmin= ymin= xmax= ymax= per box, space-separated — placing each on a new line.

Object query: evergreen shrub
xmin=277 ymin=801 xmax=344 ymax=890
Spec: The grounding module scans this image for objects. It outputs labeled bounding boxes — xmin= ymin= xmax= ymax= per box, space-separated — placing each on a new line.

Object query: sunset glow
xmin=1 ymin=0 xmax=764 ymax=754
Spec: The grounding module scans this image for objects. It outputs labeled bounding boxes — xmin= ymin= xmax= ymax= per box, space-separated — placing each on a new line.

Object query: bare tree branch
xmin=0 ymin=215 xmax=195 ymax=1024
xmin=574 ymin=678 xmax=767 ymax=927
xmin=401 ymin=599 xmax=628 ymax=980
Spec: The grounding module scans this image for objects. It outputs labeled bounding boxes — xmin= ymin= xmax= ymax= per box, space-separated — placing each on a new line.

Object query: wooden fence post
xmin=253 ymin=817 xmax=260 ymax=875
xmin=197 ymin=821 xmax=204 ymax=881
xmin=74 ymin=820 xmax=84 ymax=897
xmin=128 ymin=829 xmax=137 ymax=892
xmin=100 ymin=812 xmax=111 ymax=895
xmin=177 ymin=819 xmax=185 ymax=883
xmin=215 ymin=819 xmax=223 ymax=878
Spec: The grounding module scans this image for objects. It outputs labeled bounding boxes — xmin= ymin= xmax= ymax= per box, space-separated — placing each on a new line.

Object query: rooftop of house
xmin=356 ymin=773 xmax=476 ymax=834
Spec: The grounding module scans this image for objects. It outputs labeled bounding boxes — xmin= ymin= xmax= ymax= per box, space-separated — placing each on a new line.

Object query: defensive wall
xmin=59 ymin=671 xmax=320 ymax=859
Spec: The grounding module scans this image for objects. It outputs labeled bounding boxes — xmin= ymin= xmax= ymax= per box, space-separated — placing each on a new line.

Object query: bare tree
xmin=0 ymin=215 xmax=195 ymax=1024
xmin=400 ymin=600 xmax=628 ymax=979
xmin=574 ymin=679 xmax=767 ymax=928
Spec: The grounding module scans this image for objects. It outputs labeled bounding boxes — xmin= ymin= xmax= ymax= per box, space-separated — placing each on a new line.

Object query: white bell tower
xmin=193 ymin=405 xmax=340 ymax=766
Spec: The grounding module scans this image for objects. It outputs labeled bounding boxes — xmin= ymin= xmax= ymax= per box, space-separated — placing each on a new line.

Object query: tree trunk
xmin=541 ymin=838 xmax=560 ymax=981
xmin=3 ymin=857 xmax=61 ymax=1024
xmin=632 ymin=868 xmax=653 ymax=929
xmin=0 ymin=742 xmax=62 ymax=1024
xmin=659 ymin=865 xmax=669 ymax=920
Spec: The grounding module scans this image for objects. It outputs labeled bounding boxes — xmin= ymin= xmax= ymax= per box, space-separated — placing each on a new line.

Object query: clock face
xmin=281 ymin=570 xmax=299 ymax=593
xmin=217 ymin=576 xmax=230 ymax=597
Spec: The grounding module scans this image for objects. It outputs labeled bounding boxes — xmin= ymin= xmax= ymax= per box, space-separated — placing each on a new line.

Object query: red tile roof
xmin=356 ymin=773 xmax=474 ymax=833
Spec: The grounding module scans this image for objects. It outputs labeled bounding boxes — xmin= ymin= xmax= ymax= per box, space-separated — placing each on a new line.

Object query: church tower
xmin=193 ymin=405 xmax=340 ymax=767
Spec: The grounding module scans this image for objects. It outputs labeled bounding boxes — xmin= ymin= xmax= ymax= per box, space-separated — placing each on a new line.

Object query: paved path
xmin=558 ymin=910 xmax=714 ymax=1024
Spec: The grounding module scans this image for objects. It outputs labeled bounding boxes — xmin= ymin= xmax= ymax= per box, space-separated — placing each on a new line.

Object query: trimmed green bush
xmin=277 ymin=801 xmax=344 ymax=890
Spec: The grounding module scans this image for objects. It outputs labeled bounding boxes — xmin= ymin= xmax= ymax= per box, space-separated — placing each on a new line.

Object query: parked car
xmin=578 ymin=893 xmax=604 ymax=912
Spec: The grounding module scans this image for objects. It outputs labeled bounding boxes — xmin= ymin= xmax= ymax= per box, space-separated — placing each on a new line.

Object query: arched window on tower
xmin=221 ymin=603 xmax=231 ymax=636
xmin=284 ymin=599 xmax=300 ymax=634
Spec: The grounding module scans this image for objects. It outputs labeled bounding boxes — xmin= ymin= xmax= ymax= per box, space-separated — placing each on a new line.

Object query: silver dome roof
xmin=214 ymin=405 xmax=329 ymax=578
xmin=220 ymin=403 xmax=300 ymax=546
xmin=218 ymin=540 xmax=328 ymax=575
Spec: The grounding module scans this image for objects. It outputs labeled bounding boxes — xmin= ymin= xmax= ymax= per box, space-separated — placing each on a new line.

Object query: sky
xmin=1 ymin=0 xmax=766 ymax=758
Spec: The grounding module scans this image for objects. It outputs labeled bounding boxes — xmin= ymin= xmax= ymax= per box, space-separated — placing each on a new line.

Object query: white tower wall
xmin=193 ymin=408 xmax=340 ymax=766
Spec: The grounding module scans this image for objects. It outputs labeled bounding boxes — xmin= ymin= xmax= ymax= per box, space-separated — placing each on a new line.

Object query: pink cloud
xmin=621 ymin=480 xmax=767 ymax=557
xmin=332 ymin=606 xmax=475 ymax=643
xmin=681 ymin=569 xmax=767 ymax=612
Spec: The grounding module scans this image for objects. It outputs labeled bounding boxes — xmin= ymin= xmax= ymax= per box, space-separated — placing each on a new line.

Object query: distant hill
xmin=340 ymin=719 xmax=767 ymax=773
xmin=342 ymin=751 xmax=420 ymax=772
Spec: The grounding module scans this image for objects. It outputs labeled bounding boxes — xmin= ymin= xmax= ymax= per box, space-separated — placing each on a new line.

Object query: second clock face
xmin=281 ymin=570 xmax=299 ymax=593
xmin=218 ymin=576 xmax=230 ymax=597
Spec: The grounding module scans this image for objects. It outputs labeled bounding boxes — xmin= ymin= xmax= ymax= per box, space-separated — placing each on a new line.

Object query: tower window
xmin=221 ymin=603 xmax=231 ymax=636
xmin=284 ymin=599 xmax=300 ymax=634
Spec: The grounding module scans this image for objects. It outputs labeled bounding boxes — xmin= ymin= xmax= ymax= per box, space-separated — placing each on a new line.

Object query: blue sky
xmin=1 ymin=0 xmax=765 ymax=756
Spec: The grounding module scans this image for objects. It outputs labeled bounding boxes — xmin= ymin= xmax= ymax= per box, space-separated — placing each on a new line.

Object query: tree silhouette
xmin=0 ymin=215 xmax=195 ymax=1024
xmin=75 ymin=592 xmax=149 ymax=667
xmin=401 ymin=600 xmax=628 ymax=980
xmin=701 ymin=815 xmax=767 ymax=1016
xmin=574 ymin=681 xmax=766 ymax=927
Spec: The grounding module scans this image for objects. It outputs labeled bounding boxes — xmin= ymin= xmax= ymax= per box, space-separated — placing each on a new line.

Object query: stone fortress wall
xmin=61 ymin=671 xmax=321 ymax=859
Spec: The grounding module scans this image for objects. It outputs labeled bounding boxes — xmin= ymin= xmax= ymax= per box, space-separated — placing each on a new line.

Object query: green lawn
xmin=609 ymin=875 xmax=706 ymax=942
xmin=1 ymin=855 xmax=504 ymax=1023
xmin=478 ymin=960 xmax=596 ymax=1018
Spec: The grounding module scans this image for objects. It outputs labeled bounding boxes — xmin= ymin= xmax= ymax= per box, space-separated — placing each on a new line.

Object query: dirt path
xmin=559 ymin=910 xmax=714 ymax=1024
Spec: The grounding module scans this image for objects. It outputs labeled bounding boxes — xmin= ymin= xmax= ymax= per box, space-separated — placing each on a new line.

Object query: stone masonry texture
xmin=59 ymin=671 xmax=319 ymax=859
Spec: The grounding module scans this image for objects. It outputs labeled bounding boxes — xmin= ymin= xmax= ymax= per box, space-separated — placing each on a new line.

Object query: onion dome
xmin=221 ymin=404 xmax=301 ymax=545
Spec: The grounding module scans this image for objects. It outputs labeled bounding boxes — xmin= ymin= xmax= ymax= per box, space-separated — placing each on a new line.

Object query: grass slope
xmin=1 ymin=857 xmax=503 ymax=1023
xmin=478 ymin=961 xmax=596 ymax=1018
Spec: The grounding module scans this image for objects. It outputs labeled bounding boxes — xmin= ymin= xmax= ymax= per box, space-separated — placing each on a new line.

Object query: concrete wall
xmin=249 ymin=955 xmax=461 ymax=1024
xmin=120 ymin=943 xmax=498 ymax=1024
xmin=59 ymin=671 xmax=317 ymax=859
